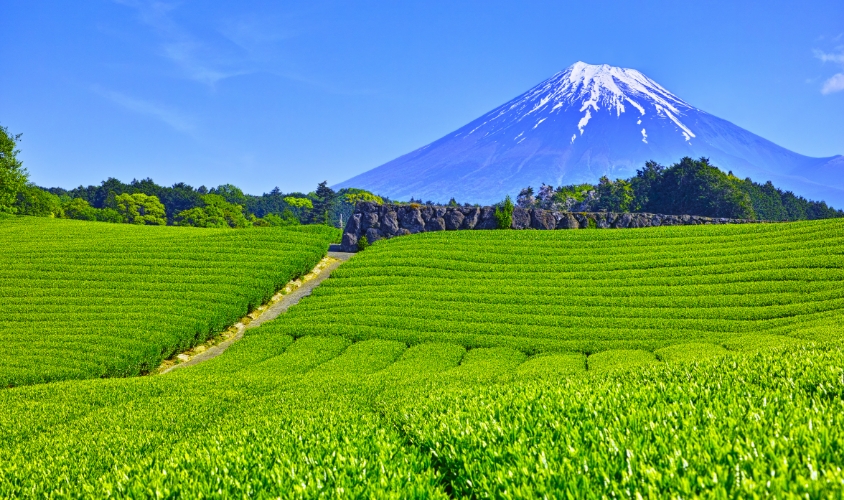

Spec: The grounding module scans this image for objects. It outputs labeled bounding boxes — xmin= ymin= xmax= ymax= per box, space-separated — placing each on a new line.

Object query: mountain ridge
xmin=336 ymin=62 xmax=843 ymax=207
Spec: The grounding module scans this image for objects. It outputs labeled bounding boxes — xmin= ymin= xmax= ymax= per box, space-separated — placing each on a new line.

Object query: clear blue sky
xmin=3 ymin=0 xmax=843 ymax=195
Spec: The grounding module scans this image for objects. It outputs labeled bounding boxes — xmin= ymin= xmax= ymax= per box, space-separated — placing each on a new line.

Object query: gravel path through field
xmin=160 ymin=245 xmax=353 ymax=374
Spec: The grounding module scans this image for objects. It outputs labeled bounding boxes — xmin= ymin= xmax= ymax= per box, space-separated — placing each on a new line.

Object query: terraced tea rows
xmin=1 ymin=218 xmax=842 ymax=497
xmin=2 ymin=334 xmax=843 ymax=497
xmin=0 ymin=217 xmax=338 ymax=387
xmin=273 ymin=220 xmax=844 ymax=355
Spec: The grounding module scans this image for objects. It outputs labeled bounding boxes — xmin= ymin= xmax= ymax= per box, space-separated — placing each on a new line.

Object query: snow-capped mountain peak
xmin=564 ymin=61 xmax=690 ymax=116
xmin=474 ymin=61 xmax=697 ymax=144
xmin=336 ymin=61 xmax=843 ymax=208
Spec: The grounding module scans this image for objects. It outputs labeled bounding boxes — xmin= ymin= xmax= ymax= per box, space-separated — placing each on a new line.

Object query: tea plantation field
xmin=0 ymin=216 xmax=339 ymax=387
xmin=279 ymin=219 xmax=844 ymax=354
xmin=1 ymin=218 xmax=843 ymax=497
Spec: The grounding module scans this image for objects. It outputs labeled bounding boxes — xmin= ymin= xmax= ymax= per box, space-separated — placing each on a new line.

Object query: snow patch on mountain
xmin=468 ymin=61 xmax=698 ymax=145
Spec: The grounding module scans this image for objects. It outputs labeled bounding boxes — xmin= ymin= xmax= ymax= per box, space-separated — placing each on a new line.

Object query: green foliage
xmin=344 ymin=189 xmax=383 ymax=206
xmin=283 ymin=196 xmax=313 ymax=210
xmin=311 ymin=181 xmax=336 ymax=226
xmin=43 ymin=178 xmax=393 ymax=228
xmin=59 ymin=197 xmax=124 ymax=223
xmin=552 ymin=183 xmax=593 ymax=204
xmin=382 ymin=343 xmax=844 ymax=498
xmin=0 ymin=220 xmax=843 ymax=496
xmin=0 ymin=126 xmax=28 ymax=214
xmin=0 ymin=218 xmax=338 ymax=387
xmin=261 ymin=209 xmax=300 ymax=227
xmin=209 ymin=183 xmax=248 ymax=206
xmin=274 ymin=220 xmax=844 ymax=354
xmin=594 ymin=176 xmax=633 ymax=212
xmin=175 ymin=194 xmax=251 ymax=228
xmin=14 ymin=185 xmax=63 ymax=217
xmin=520 ymin=157 xmax=842 ymax=219
xmin=736 ymin=178 xmax=843 ymax=221
xmin=629 ymin=160 xmax=664 ymax=211
xmin=644 ymin=157 xmax=755 ymax=218
xmin=494 ymin=195 xmax=514 ymax=229
xmin=62 ymin=198 xmax=98 ymax=221
xmin=115 ymin=193 xmax=167 ymax=225
xmin=357 ymin=235 xmax=370 ymax=251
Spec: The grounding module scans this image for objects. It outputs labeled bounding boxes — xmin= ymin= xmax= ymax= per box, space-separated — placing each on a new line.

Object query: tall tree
xmin=595 ymin=176 xmax=634 ymax=212
xmin=629 ymin=161 xmax=664 ymax=211
xmin=0 ymin=126 xmax=28 ymax=214
xmin=311 ymin=181 xmax=336 ymax=226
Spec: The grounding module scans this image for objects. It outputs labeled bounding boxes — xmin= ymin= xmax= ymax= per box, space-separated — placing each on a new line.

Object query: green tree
xmin=629 ymin=161 xmax=664 ymax=211
xmin=116 ymin=193 xmax=167 ymax=225
xmin=0 ymin=126 xmax=28 ymax=214
xmin=96 ymin=208 xmax=124 ymax=223
xmin=260 ymin=209 xmax=300 ymax=227
xmin=15 ymin=185 xmax=63 ymax=217
xmin=209 ymin=184 xmax=248 ymax=206
xmin=204 ymin=194 xmax=250 ymax=228
xmin=495 ymin=195 xmax=514 ymax=229
xmin=343 ymin=190 xmax=383 ymax=206
xmin=283 ymin=196 xmax=313 ymax=210
xmin=60 ymin=198 xmax=124 ymax=223
xmin=174 ymin=207 xmax=224 ymax=228
xmin=644 ymin=157 xmax=755 ymax=219
xmin=62 ymin=198 xmax=99 ymax=221
xmin=311 ymin=181 xmax=336 ymax=226
xmin=175 ymin=194 xmax=251 ymax=228
xmin=595 ymin=176 xmax=634 ymax=212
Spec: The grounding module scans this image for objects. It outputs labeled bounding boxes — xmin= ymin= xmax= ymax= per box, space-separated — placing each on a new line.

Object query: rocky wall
xmin=340 ymin=202 xmax=760 ymax=252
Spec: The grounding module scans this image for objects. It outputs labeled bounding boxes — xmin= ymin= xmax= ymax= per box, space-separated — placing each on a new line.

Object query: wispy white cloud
xmin=821 ymin=73 xmax=844 ymax=95
xmin=814 ymin=46 xmax=844 ymax=94
xmin=112 ymin=1 xmax=374 ymax=95
xmin=114 ymin=0 xmax=251 ymax=86
xmin=95 ymin=86 xmax=195 ymax=132
xmin=814 ymin=48 xmax=844 ymax=65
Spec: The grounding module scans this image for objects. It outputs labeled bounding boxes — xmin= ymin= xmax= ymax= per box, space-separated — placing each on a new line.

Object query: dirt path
xmin=159 ymin=245 xmax=353 ymax=374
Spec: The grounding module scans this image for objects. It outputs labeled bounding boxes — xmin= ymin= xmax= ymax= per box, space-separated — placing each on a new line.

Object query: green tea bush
xmin=270 ymin=220 xmax=844 ymax=354
xmin=0 ymin=217 xmax=339 ymax=387
xmin=1 ymin=219 xmax=843 ymax=497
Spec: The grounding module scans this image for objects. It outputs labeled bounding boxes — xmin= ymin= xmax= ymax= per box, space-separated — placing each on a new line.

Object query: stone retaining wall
xmin=340 ymin=202 xmax=760 ymax=252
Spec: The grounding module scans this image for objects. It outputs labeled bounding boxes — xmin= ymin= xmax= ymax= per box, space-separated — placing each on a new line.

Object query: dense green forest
xmin=2 ymin=125 xmax=841 ymax=226
xmin=515 ymin=157 xmax=843 ymax=220
xmin=2 ymin=125 xmax=382 ymax=228
xmin=33 ymin=178 xmax=380 ymax=228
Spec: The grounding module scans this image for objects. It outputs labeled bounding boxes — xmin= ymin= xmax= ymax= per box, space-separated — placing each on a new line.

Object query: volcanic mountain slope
xmin=337 ymin=62 xmax=844 ymax=207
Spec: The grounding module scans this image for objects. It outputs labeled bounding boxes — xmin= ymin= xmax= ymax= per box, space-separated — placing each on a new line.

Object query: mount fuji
xmin=336 ymin=62 xmax=844 ymax=207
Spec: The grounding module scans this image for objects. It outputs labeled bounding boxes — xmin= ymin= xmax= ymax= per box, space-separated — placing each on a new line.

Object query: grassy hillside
xmin=274 ymin=220 xmax=844 ymax=354
xmin=1 ymin=220 xmax=842 ymax=497
xmin=0 ymin=216 xmax=339 ymax=387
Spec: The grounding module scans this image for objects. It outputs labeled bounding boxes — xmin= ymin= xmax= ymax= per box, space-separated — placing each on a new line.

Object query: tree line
xmin=1 ymin=125 xmax=382 ymax=228
xmin=3 ymin=126 xmax=841 ymax=226
xmin=514 ymin=157 xmax=843 ymax=221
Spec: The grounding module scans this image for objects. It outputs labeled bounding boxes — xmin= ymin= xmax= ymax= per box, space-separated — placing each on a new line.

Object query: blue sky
xmin=3 ymin=0 xmax=843 ymax=195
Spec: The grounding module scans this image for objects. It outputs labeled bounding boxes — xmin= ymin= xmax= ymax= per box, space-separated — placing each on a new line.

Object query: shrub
xmin=357 ymin=235 xmax=370 ymax=251
xmin=495 ymin=196 xmax=514 ymax=229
